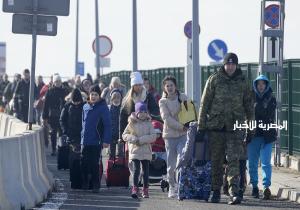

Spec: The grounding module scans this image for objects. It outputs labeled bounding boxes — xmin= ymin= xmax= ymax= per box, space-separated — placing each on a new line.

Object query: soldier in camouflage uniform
xmin=196 ymin=53 xmax=254 ymax=205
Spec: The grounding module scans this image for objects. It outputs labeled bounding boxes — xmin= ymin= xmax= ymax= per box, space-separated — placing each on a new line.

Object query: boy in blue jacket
xmin=247 ymin=75 xmax=277 ymax=200
xmin=81 ymin=85 xmax=112 ymax=193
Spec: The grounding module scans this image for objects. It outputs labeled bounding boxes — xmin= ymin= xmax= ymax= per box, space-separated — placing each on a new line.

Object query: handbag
xmin=178 ymin=100 xmax=198 ymax=127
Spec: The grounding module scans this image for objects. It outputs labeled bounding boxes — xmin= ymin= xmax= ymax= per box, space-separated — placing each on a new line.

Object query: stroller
xmin=149 ymin=120 xmax=169 ymax=192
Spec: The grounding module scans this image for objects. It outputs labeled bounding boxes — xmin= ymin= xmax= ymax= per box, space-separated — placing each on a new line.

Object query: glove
xmin=195 ymin=129 xmax=206 ymax=142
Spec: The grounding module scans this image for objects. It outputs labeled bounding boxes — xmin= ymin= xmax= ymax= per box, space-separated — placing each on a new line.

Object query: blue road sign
xmin=184 ymin=21 xmax=200 ymax=39
xmin=207 ymin=39 xmax=228 ymax=61
xmin=76 ymin=62 xmax=84 ymax=76
xmin=265 ymin=4 xmax=279 ymax=28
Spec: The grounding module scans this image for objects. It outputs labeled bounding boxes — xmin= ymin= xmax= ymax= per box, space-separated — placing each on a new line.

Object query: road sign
xmin=12 ymin=14 xmax=57 ymax=36
xmin=92 ymin=35 xmax=113 ymax=57
xmin=3 ymin=0 xmax=70 ymax=16
xmin=267 ymin=37 xmax=279 ymax=62
xmin=207 ymin=39 xmax=228 ymax=61
xmin=95 ymin=57 xmax=111 ymax=68
xmin=265 ymin=4 xmax=279 ymax=28
xmin=76 ymin=62 xmax=84 ymax=76
xmin=184 ymin=21 xmax=200 ymax=39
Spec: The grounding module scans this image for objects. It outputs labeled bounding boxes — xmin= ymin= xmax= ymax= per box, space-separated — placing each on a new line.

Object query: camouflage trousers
xmin=208 ymin=130 xmax=244 ymax=195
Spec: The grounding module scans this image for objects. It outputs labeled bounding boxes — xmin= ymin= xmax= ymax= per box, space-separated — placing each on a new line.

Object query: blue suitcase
xmin=178 ymin=136 xmax=211 ymax=201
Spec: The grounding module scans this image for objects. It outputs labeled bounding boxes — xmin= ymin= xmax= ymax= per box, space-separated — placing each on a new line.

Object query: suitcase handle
xmin=113 ymin=142 xmax=126 ymax=166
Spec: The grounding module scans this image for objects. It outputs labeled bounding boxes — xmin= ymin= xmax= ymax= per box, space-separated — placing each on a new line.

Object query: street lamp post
xmin=75 ymin=0 xmax=79 ymax=76
xmin=192 ymin=0 xmax=200 ymax=104
xmin=132 ymin=0 xmax=138 ymax=72
xmin=95 ymin=0 xmax=101 ymax=75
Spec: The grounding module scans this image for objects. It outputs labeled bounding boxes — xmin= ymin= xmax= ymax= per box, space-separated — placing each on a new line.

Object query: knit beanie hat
xmin=110 ymin=88 xmax=122 ymax=98
xmin=89 ymin=84 xmax=101 ymax=96
xmin=223 ymin=52 xmax=238 ymax=65
xmin=130 ymin=71 xmax=144 ymax=87
xmin=135 ymin=102 xmax=148 ymax=115
xmin=71 ymin=88 xmax=83 ymax=102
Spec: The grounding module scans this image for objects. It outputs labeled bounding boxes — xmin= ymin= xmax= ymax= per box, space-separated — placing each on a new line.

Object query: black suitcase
xmin=69 ymin=144 xmax=82 ymax=189
xmin=57 ymin=135 xmax=69 ymax=170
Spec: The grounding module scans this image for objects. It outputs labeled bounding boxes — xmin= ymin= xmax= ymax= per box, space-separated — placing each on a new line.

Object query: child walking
xmin=247 ymin=75 xmax=277 ymax=200
xmin=108 ymin=88 xmax=123 ymax=159
xmin=81 ymin=85 xmax=112 ymax=193
xmin=122 ymin=102 xmax=157 ymax=199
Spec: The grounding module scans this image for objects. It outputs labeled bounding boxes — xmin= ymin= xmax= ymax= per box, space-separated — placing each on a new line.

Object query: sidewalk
xmin=256 ymin=167 xmax=300 ymax=203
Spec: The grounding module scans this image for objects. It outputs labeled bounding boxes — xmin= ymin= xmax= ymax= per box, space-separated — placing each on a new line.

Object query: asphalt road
xmin=33 ymin=150 xmax=300 ymax=210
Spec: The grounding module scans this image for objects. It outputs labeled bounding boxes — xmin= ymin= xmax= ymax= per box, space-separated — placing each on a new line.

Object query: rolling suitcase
xmin=105 ymin=143 xmax=130 ymax=187
xmin=57 ymin=135 xmax=69 ymax=170
xmin=69 ymin=143 xmax=82 ymax=189
xmin=178 ymin=135 xmax=211 ymax=201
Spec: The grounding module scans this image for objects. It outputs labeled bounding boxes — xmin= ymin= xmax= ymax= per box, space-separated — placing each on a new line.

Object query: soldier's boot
xmin=211 ymin=190 xmax=221 ymax=203
xmin=228 ymin=193 xmax=242 ymax=205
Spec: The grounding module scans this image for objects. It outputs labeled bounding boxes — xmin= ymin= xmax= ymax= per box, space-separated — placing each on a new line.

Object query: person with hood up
xmin=60 ymin=88 xmax=84 ymax=189
xmin=247 ymin=75 xmax=277 ymax=200
xmin=122 ymin=102 xmax=157 ymax=199
xmin=81 ymin=85 xmax=112 ymax=193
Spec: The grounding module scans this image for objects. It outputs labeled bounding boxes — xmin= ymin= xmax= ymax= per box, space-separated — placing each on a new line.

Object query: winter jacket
xmin=253 ymin=75 xmax=277 ymax=144
xmin=122 ymin=114 xmax=157 ymax=161
xmin=3 ymin=81 xmax=17 ymax=104
xmin=119 ymin=88 xmax=160 ymax=140
xmin=198 ymin=67 xmax=254 ymax=131
xmin=109 ymin=104 xmax=121 ymax=142
xmin=148 ymin=85 xmax=161 ymax=105
xmin=159 ymin=92 xmax=188 ymax=138
xmin=42 ymin=86 xmax=67 ymax=126
xmin=60 ymin=101 xmax=84 ymax=143
xmin=0 ymin=80 xmax=9 ymax=98
xmin=13 ymin=79 xmax=38 ymax=122
xmin=81 ymin=99 xmax=112 ymax=145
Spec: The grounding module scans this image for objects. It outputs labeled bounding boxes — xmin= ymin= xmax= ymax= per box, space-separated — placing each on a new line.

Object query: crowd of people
xmin=0 ymin=52 xmax=277 ymax=205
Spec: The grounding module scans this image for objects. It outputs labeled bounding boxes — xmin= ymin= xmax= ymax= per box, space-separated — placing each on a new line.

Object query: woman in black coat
xmin=60 ymin=88 xmax=84 ymax=189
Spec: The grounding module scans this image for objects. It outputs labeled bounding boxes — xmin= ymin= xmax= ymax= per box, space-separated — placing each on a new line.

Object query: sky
xmin=0 ymin=0 xmax=299 ymax=78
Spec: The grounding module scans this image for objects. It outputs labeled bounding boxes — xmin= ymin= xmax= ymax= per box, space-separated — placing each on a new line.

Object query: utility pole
xmin=132 ymin=0 xmax=138 ymax=72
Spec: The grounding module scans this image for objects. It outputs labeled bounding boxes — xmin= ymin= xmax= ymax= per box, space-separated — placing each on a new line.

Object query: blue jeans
xmin=247 ymin=137 xmax=272 ymax=188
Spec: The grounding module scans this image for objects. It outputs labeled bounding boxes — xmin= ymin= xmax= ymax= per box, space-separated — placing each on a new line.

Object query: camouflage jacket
xmin=198 ymin=67 xmax=254 ymax=131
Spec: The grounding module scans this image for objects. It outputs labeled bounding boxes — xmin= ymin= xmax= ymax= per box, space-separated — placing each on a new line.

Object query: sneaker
xmin=252 ymin=187 xmax=259 ymax=198
xmin=228 ymin=195 xmax=242 ymax=205
xmin=142 ymin=187 xmax=149 ymax=198
xmin=168 ymin=186 xmax=176 ymax=198
xmin=211 ymin=190 xmax=221 ymax=203
xmin=131 ymin=186 xmax=139 ymax=199
xmin=263 ymin=188 xmax=271 ymax=200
